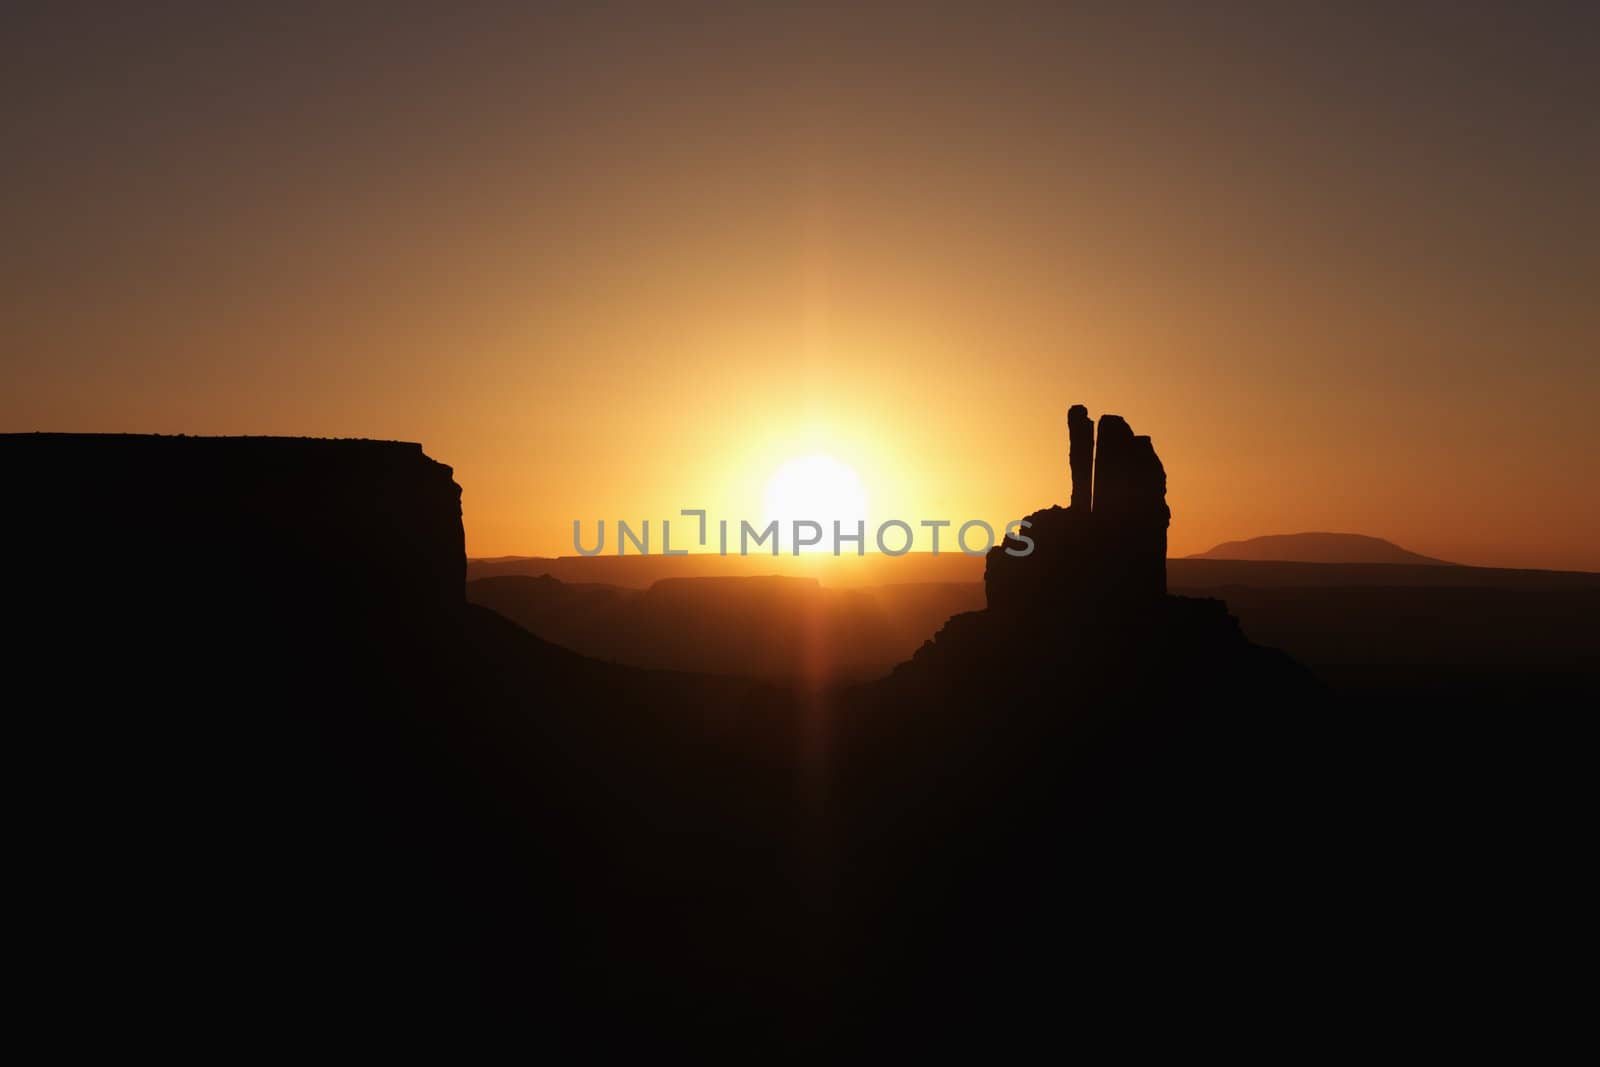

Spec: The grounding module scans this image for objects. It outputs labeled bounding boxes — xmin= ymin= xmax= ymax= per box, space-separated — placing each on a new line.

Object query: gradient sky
xmin=4 ymin=2 xmax=1597 ymax=569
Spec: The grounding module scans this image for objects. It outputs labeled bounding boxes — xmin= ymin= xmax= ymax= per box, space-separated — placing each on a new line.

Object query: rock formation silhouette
xmin=986 ymin=406 xmax=1171 ymax=613
xmin=824 ymin=405 xmax=1328 ymax=1032
xmin=1067 ymin=402 xmax=1094 ymax=512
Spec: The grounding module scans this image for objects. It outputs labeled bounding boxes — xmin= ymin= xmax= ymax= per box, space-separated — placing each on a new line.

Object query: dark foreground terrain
xmin=467 ymin=558 xmax=1599 ymax=694
xmin=466 ymin=572 xmax=983 ymax=683
xmin=8 ymin=427 xmax=1585 ymax=1044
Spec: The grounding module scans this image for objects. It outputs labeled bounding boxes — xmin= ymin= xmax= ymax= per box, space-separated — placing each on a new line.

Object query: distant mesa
xmin=1188 ymin=532 xmax=1456 ymax=566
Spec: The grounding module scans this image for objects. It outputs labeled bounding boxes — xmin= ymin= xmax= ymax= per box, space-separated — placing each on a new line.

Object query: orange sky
xmin=4 ymin=5 xmax=1597 ymax=570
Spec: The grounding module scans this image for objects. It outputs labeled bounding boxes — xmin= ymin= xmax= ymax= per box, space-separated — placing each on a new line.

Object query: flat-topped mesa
xmin=985 ymin=404 xmax=1170 ymax=615
xmin=4 ymin=434 xmax=466 ymax=612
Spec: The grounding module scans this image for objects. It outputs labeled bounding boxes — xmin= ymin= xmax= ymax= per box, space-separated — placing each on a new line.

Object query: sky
xmin=4 ymin=2 xmax=1597 ymax=569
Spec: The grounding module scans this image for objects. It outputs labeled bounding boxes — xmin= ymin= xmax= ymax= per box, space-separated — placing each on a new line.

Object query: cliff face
xmin=5 ymin=434 xmax=465 ymax=611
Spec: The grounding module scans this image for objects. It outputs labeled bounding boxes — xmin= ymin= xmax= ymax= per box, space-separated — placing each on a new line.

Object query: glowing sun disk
xmin=763 ymin=454 xmax=868 ymax=550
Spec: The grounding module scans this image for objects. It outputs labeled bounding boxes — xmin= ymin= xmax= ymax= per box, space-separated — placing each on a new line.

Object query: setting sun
xmin=763 ymin=454 xmax=867 ymax=551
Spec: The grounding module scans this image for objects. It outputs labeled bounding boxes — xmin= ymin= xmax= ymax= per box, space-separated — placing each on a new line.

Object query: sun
xmin=763 ymin=454 xmax=868 ymax=552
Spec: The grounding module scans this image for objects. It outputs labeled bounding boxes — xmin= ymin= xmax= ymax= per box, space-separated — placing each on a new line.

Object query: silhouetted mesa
xmin=5 ymin=433 xmax=465 ymax=611
xmin=985 ymin=406 xmax=1170 ymax=613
